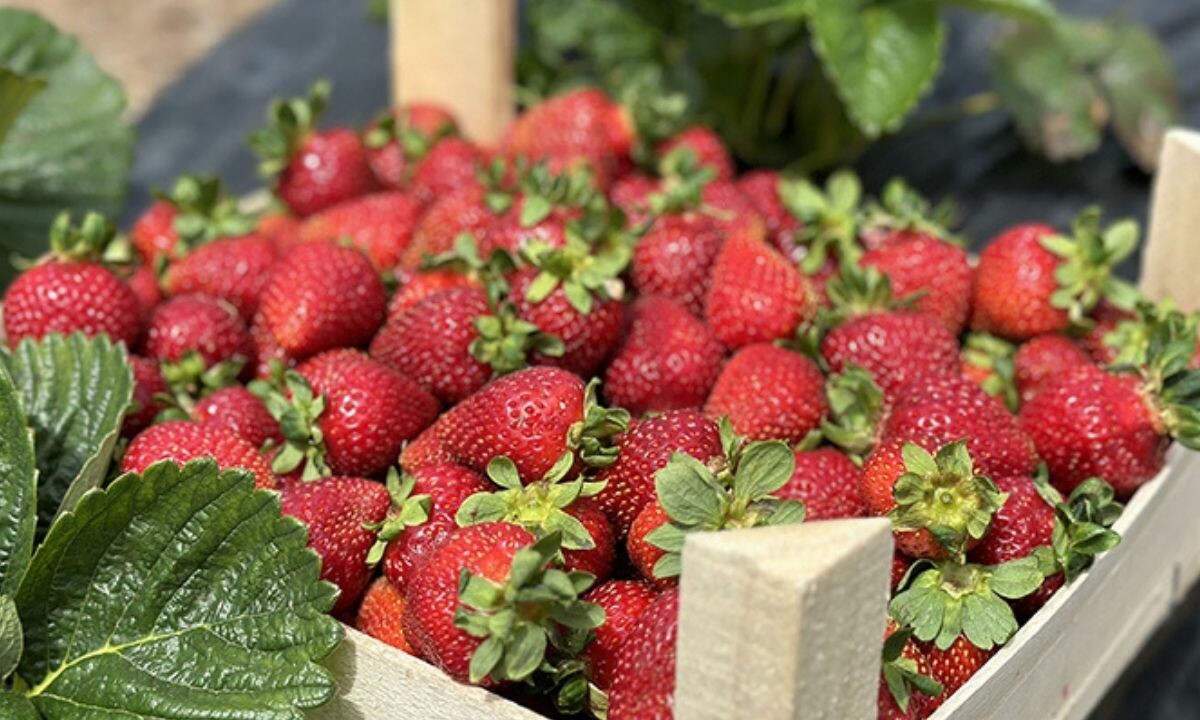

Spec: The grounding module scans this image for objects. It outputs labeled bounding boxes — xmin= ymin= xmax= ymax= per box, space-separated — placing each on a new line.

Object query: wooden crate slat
xmin=1142 ymin=128 xmax=1200 ymax=310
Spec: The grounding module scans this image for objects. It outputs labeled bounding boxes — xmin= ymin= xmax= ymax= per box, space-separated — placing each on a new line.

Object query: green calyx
xmin=1101 ymin=299 xmax=1191 ymax=368
xmin=1041 ymin=206 xmax=1142 ymax=326
xmin=819 ymin=364 xmax=886 ymax=461
xmin=881 ymin=626 xmax=944 ymax=713
xmin=890 ymin=555 xmax=1046 ymax=651
xmin=824 ymin=263 xmax=918 ymax=326
xmin=566 ymin=379 xmax=631 ymax=470
xmin=889 ymin=441 xmax=1007 ymax=561
xmin=155 ymin=350 xmax=246 ymax=416
xmin=778 ymin=169 xmax=864 ymax=274
xmin=158 ymin=174 xmax=254 ymax=250
xmin=1118 ymin=304 xmax=1200 ymax=448
xmin=516 ymin=161 xmax=606 ymax=229
xmin=249 ymin=80 xmax=330 ymax=177
xmin=645 ymin=147 xmax=716 ymax=218
xmin=961 ymin=333 xmax=1019 ymax=412
xmin=455 ymin=531 xmax=605 ymax=685
xmin=364 ymin=109 xmax=455 ymax=159
xmin=470 ymin=302 xmax=565 ymax=375
xmin=47 ymin=211 xmax=127 ymax=264
xmin=365 ymin=468 xmax=433 ymax=566
xmin=861 ymin=178 xmax=959 ymax=246
xmin=647 ymin=418 xmax=806 ymax=580
xmin=456 ymin=454 xmax=606 ymax=551
xmin=422 ymin=232 xmax=517 ymax=305
xmin=519 ymin=234 xmax=629 ymax=315
xmin=250 ymin=371 xmax=331 ymax=481
xmin=1033 ymin=471 xmax=1123 ymax=583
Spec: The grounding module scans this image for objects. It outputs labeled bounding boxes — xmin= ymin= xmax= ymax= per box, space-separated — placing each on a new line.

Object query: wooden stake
xmin=1141 ymin=128 xmax=1200 ymax=310
xmin=390 ymin=0 xmax=517 ymax=146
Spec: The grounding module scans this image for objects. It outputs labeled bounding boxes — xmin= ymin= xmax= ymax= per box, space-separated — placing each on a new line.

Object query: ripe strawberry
xmin=364 ymin=102 xmax=459 ymax=191
xmin=255 ymin=210 xmax=302 ymax=249
xmin=402 ymin=526 xmax=603 ymax=687
xmin=388 ymin=270 xmax=479 ymax=320
xmin=192 ymin=386 xmax=282 ymax=449
xmin=603 ymin=295 xmax=725 ymax=416
xmin=607 ymin=589 xmax=680 ymax=720
xmin=860 ymin=235 xmax=973 ymax=334
xmin=280 ymin=475 xmax=391 ymax=614
xmin=502 ymin=87 xmax=632 ymax=189
xmin=129 ymin=198 xmax=177 ymax=262
xmin=123 ymin=355 xmax=167 ymax=438
xmin=581 ymin=580 xmax=657 ymax=690
xmin=631 ymin=213 xmax=724 ymax=317
xmin=701 ymin=179 xmax=768 ymax=244
xmin=250 ymin=82 xmax=378 ymax=217
xmin=878 ymin=622 xmax=941 ymax=720
xmin=778 ymin=447 xmax=865 ymax=521
xmin=400 ymin=419 xmax=458 ymax=473
xmin=143 ymin=294 xmax=253 ymax=377
xmin=408 ymin=137 xmax=488 ymax=206
xmin=657 ymin=126 xmax=734 ymax=182
xmin=401 ymin=185 xmax=499 ymax=269
xmin=295 ymin=191 xmax=422 ymax=271
xmin=355 ymin=576 xmax=413 ymax=653
xmin=737 ymin=170 xmax=803 ymax=262
xmin=857 ymin=178 xmax=957 ymax=251
xmin=1078 ymin=300 xmax=1136 ymax=364
xmin=705 ymin=234 xmax=816 ymax=349
xmin=861 ymin=439 xmax=1005 ymax=560
xmin=477 ymin=198 xmax=575 ymax=260
xmin=122 ymin=419 xmax=278 ymax=489
xmin=970 ymin=210 xmax=1139 ymax=341
xmin=259 ymin=241 xmax=387 ymax=358
xmin=609 ymin=172 xmax=658 ymax=228
xmin=627 ymin=501 xmax=673 ymax=589
xmin=918 ymin=637 xmax=991 ymax=711
xmin=1013 ymin=334 xmax=1092 ymax=404
xmin=4 ymin=213 xmax=142 ymax=348
xmin=595 ymin=410 xmax=722 ymax=538
xmin=163 ymin=233 xmax=278 ymax=322
xmin=968 ymin=475 xmax=1052 ymax=567
xmin=436 ymin=367 xmax=629 ymax=482
xmin=704 ymin=343 xmax=827 ymax=443
xmin=130 ymin=175 xmax=255 ymax=262
xmin=249 ymin=309 xmax=295 ymax=379
xmin=123 ymin=263 xmax=163 ymax=323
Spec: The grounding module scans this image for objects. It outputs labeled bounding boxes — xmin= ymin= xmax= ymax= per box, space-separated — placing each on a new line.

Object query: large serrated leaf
xmin=15 ymin=459 xmax=343 ymax=719
xmin=809 ymin=0 xmax=945 ymax=137
xmin=0 ymin=364 xmax=36 ymax=596
xmin=694 ymin=0 xmax=809 ymax=26
xmin=2 ymin=333 xmax=133 ymax=536
xmin=0 ymin=8 xmax=133 ymax=286
xmin=0 ymin=68 xmax=45 ymax=145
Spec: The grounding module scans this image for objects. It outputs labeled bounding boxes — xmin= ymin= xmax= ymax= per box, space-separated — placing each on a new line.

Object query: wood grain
xmin=1142 ymin=129 xmax=1200 ymax=311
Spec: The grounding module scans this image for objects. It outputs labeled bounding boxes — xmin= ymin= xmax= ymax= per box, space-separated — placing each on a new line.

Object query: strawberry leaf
xmin=732 ymin=441 xmax=795 ymax=503
xmin=0 ymin=691 xmax=38 ymax=719
xmin=654 ymin=453 xmax=727 ymax=527
xmin=14 ymin=459 xmax=342 ymax=717
xmin=0 ymin=68 xmax=44 ymax=145
xmin=0 ymin=364 xmax=36 ymax=597
xmin=0 ymin=595 xmax=22 ymax=680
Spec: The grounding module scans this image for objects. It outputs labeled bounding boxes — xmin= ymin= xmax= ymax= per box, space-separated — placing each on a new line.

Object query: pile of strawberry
xmin=5 ymin=81 xmax=1200 ymax=720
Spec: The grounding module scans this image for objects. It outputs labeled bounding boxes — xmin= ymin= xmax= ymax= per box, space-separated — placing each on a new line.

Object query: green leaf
xmin=936 ymin=0 xmax=1055 ymax=23
xmin=0 ymin=691 xmax=38 ymax=720
xmin=487 ymin=457 xmax=524 ymax=490
xmin=809 ymin=0 xmax=945 ymax=136
xmin=1096 ymin=20 xmax=1181 ymax=171
xmin=0 ymin=595 xmax=21 ymax=679
xmin=0 ymin=8 xmax=133 ymax=285
xmin=16 ymin=459 xmax=342 ymax=718
xmin=2 ymin=334 xmax=132 ymax=538
xmin=654 ymin=453 xmax=725 ymax=527
xmin=733 ymin=441 xmax=795 ymax=502
xmin=0 ymin=365 xmax=36 ymax=597
xmin=694 ymin=0 xmax=810 ymax=26
xmin=988 ymin=556 xmax=1045 ymax=599
xmin=0 ymin=68 xmax=45 ymax=145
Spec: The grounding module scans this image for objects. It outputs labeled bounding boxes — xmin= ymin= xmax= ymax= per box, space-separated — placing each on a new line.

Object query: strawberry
xmin=595 ymin=410 xmax=722 ymax=538
xmin=258 ymin=241 xmax=387 ymax=358
xmin=400 ymin=419 xmax=458 ymax=473
xmin=122 ymin=355 xmax=167 ymax=438
xmin=192 ymin=386 xmax=282 ymax=449
xmin=436 ymin=368 xmax=629 ymax=482
xmin=123 ymin=263 xmax=163 ymax=323
xmin=609 ymin=172 xmax=658 ymax=228
xmin=401 ymin=185 xmax=499 ymax=268
xmin=861 ymin=439 xmax=1005 ymax=560
xmin=701 ymin=179 xmax=768 ymax=245
xmin=627 ymin=501 xmax=673 ymax=589
xmin=970 ymin=209 xmax=1140 ymax=341
xmin=607 ymin=589 xmax=679 ymax=720
xmin=364 ymin=102 xmax=459 ymax=191
xmin=130 ymin=175 xmax=255 ymax=262
xmin=861 ymin=235 xmax=973 ymax=334
xmin=163 ymin=233 xmax=279 ymax=322
xmin=878 ymin=623 xmax=941 ymax=720
xmin=581 ymin=580 xmax=657 ymax=691
xmin=256 ymin=210 xmax=302 ymax=249
xmin=122 ymin=420 xmax=278 ymax=489
xmin=858 ymin=179 xmax=957 ymax=252
xmin=143 ymin=294 xmax=253 ymax=388
xmin=959 ymin=333 xmax=1019 ymax=412
xmin=778 ymin=447 xmax=865 ymax=521
xmin=656 ymin=126 xmax=734 ymax=182
xmin=250 ymin=82 xmax=378 ymax=217
xmin=129 ymin=198 xmax=177 ymax=262
xmin=402 ymin=526 xmax=604 ymax=686
xmin=388 ymin=269 xmax=479 ymax=320
xmin=967 ymin=475 xmax=1053 ymax=570
xmin=705 ymin=233 xmax=816 ymax=349
xmin=4 ymin=213 xmax=142 ymax=348
xmin=630 ymin=214 xmax=723 ymax=318
xmin=917 ymin=637 xmax=991 ymax=711
xmin=296 ymin=191 xmax=423 ymax=270
xmin=264 ymin=350 xmax=439 ymax=479
xmin=737 ymin=170 xmax=803 ymax=262
xmin=476 ymin=166 xmax=597 ymax=260
xmin=280 ymin=475 xmax=391 ymax=614
xmin=1013 ymin=334 xmax=1092 ymax=404
xmin=704 ymin=343 xmax=827 ymax=443
xmin=1079 ymin=300 xmax=1136 ymax=364
xmin=409 ymin=138 xmax=488 ymax=206
xmin=502 ymin=87 xmax=632 ymax=189
xmin=356 ymin=576 xmax=413 ymax=653
xmin=249 ymin=309 xmax=295 ymax=379
xmin=603 ymin=295 xmax=725 ymax=416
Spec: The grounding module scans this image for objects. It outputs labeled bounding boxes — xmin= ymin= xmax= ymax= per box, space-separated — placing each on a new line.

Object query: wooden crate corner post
xmin=1142 ymin=127 xmax=1200 ymax=309
xmin=675 ymin=519 xmax=894 ymax=720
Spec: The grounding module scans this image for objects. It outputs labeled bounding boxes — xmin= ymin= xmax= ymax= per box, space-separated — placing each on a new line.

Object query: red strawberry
xmin=402 ymin=526 xmax=603 ymax=686
xmin=477 ymin=197 xmax=575 ymax=259
xmin=563 ymin=498 xmax=617 ymax=582
xmin=631 ymin=213 xmax=724 ymax=317
xmin=822 ymin=310 xmax=960 ymax=398
xmin=704 ymin=343 xmax=827 ymax=443
xmin=364 ymin=102 xmax=459 ymax=191
xmin=705 ymin=234 xmax=816 ymax=349
xmin=143 ymin=294 xmax=253 ymax=375
xmin=1078 ymin=300 xmax=1135 ymax=364
xmin=778 ymin=447 xmax=865 ymax=521
xmin=968 ymin=474 xmax=1055 ymax=614
xmin=256 ymin=210 xmax=302 ymax=250
xmin=192 ymin=386 xmax=282 ymax=449
xmin=355 ymin=576 xmax=413 ymax=653
xmin=259 ymin=241 xmax=387 ymax=358
xmin=280 ymin=475 xmax=391 ymax=614
xmin=436 ymin=366 xmax=628 ymax=481
xmin=1013 ymin=334 xmax=1092 ymax=404
xmin=607 ymin=589 xmax=680 ymax=720
xmin=388 ymin=270 xmax=479 ymax=320
xmin=296 ymin=191 xmax=423 ymax=271
xmin=609 ymin=172 xmax=658 ymax=228
xmin=737 ymin=170 xmax=803 ymax=261
xmin=408 ymin=137 xmax=487 ymax=206
xmin=4 ymin=213 xmax=142 ymax=348
xmin=130 ymin=175 xmax=255 ymax=262
xmin=123 ymin=355 xmax=167 ymax=438
xmin=399 ymin=419 xmax=458 ymax=473
xmin=878 ymin=622 xmax=940 ymax=720
xmin=595 ymin=409 xmax=722 ymax=538
xmin=657 ymin=126 xmax=734 ymax=182
xmin=701 ymin=180 xmax=768 ymax=245
xmin=970 ymin=210 xmax=1139 ymax=341
xmin=918 ymin=637 xmax=991 ymax=711
xmin=604 ymin=295 xmax=725 ymax=417
xmin=401 ymin=185 xmax=499 ymax=269
xmin=249 ymin=309 xmax=295 ymax=379
xmin=122 ymin=419 xmax=278 ymax=489
xmin=959 ymin=333 xmax=1019 ymax=412
xmin=250 ymin=83 xmax=378 ymax=217
xmin=627 ymin=501 xmax=673 ymax=589
xmin=163 ymin=234 xmax=278 ymax=322
xmin=581 ymin=580 xmax=657 ymax=690
xmin=130 ymin=199 xmax=177 ymax=262
xmin=123 ymin=264 xmax=163 ymax=323
xmin=861 ymin=235 xmax=973 ymax=334
xmin=502 ymin=87 xmax=632 ymax=189
xmin=861 ymin=439 xmax=1005 ymax=560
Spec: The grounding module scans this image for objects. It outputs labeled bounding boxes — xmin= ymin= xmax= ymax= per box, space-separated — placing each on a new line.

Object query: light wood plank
xmin=1141 ymin=128 xmax=1200 ymax=311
